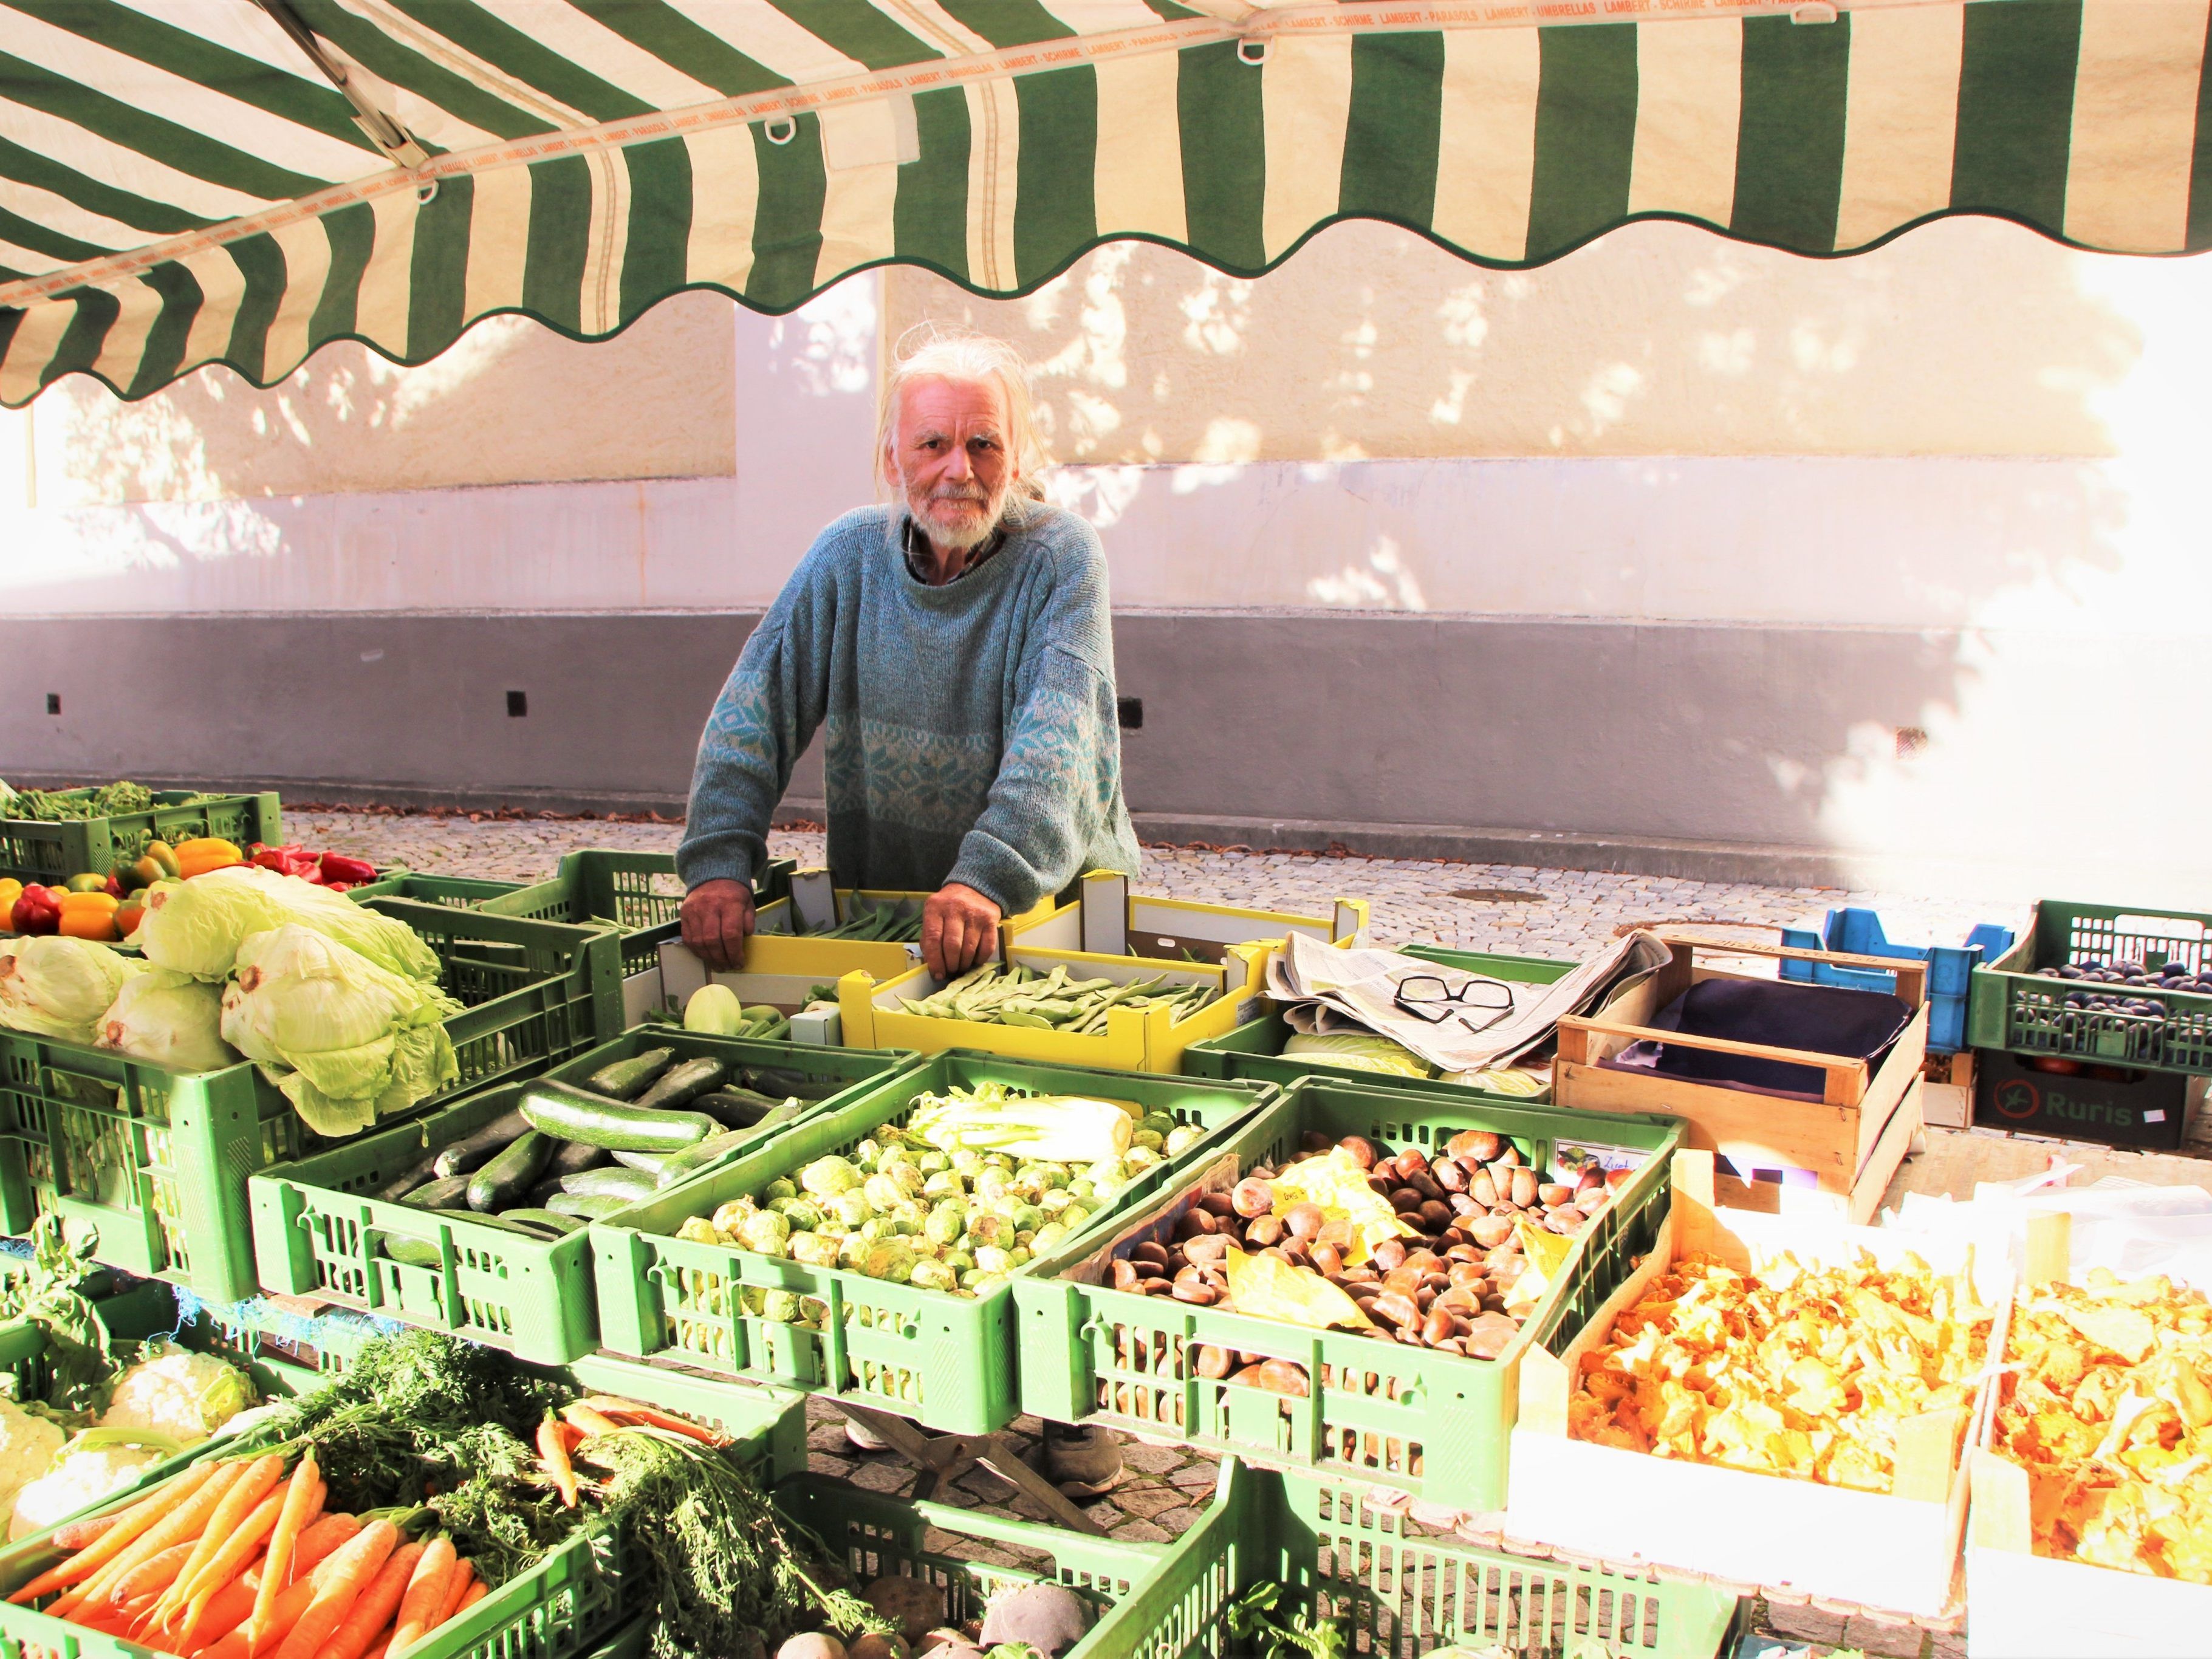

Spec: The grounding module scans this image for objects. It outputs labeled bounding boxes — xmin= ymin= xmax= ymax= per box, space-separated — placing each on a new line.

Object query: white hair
xmin=874 ymin=323 xmax=1049 ymax=495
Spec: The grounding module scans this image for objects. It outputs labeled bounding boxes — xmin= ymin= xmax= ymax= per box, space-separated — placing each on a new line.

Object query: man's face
xmin=891 ymin=375 xmax=1014 ymax=553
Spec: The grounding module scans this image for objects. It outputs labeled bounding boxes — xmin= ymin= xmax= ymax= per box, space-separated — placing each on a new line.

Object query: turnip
xmin=978 ymin=1584 xmax=1092 ymax=1658
xmin=775 ymin=1635 xmax=846 ymax=1659
xmin=865 ymin=1576 xmax=948 ymax=1644
xmin=850 ymin=1635 xmax=913 ymax=1659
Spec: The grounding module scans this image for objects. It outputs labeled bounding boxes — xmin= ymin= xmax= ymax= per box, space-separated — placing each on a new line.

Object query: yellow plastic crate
xmin=1008 ymin=870 xmax=1367 ymax=962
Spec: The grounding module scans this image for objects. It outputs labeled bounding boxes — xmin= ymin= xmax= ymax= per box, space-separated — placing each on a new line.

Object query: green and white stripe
xmin=4 ymin=0 xmax=2209 ymax=406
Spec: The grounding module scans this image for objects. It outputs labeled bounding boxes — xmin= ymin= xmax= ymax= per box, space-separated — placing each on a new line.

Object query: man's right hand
xmin=680 ymin=878 xmax=755 ymax=971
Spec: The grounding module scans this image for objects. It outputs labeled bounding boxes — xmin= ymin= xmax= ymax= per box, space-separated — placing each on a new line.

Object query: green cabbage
xmin=218 ymin=926 xmax=461 ymax=1137
xmin=96 ymin=968 xmax=238 ymax=1073
xmin=139 ymin=865 xmax=442 ymax=984
xmin=0 ymin=937 xmax=143 ymax=1043
xmin=1282 ymin=1031 xmax=1434 ymax=1078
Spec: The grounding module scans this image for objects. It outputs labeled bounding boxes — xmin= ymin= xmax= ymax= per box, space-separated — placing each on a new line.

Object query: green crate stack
xmin=591 ymin=1055 xmax=1273 ymax=1435
xmin=1181 ymin=944 xmax=1574 ymax=1089
xmin=0 ymin=1346 xmax=807 ymax=1659
xmin=482 ymin=849 xmax=798 ymax=980
xmin=1968 ymin=898 xmax=2212 ymax=1072
xmin=774 ymin=1470 xmax=1183 ymax=1659
xmin=1126 ymin=1460 xmax=1736 ymax=1659
xmin=248 ymin=1031 xmax=917 ymax=1364
xmin=343 ymin=871 xmax=524 ymax=907
xmin=1013 ymin=1073 xmax=1682 ymax=1514
xmin=0 ymin=898 xmax=624 ymax=1304
xmin=0 ymin=790 xmax=281 ymax=887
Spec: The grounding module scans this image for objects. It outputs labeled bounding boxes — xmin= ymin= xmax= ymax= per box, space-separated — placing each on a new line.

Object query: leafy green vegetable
xmin=0 ymin=1216 xmax=112 ymax=1419
xmin=0 ymin=937 xmax=143 ymax=1044
xmin=140 ymin=864 xmax=445 ymax=983
xmin=2 ymin=782 xmax=156 ymax=823
xmin=1226 ymin=1583 xmax=1348 ymax=1659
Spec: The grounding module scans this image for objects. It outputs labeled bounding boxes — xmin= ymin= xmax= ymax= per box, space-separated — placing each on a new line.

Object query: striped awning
xmin=4 ymin=0 xmax=2208 ymax=407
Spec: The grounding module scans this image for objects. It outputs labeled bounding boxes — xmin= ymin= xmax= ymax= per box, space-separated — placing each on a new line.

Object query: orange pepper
xmin=56 ymin=891 xmax=119 ymax=915
xmin=174 ymin=837 xmax=244 ymax=879
xmin=57 ymin=909 xmax=118 ymax=942
xmin=115 ymin=900 xmax=145 ymax=939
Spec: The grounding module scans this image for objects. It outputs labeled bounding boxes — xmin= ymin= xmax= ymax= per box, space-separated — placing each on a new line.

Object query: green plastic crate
xmin=0 ymin=898 xmax=625 ymax=1304
xmin=1013 ymin=1074 xmax=1682 ymax=1514
xmin=1131 ymin=1459 xmax=1736 ymax=1659
xmin=1182 ymin=945 xmax=1573 ymax=1090
xmin=249 ymin=1031 xmax=917 ymax=1363
xmin=0 ymin=1347 xmax=804 ymax=1659
xmin=0 ymin=790 xmax=281 ymax=887
xmin=1968 ymin=898 xmax=2212 ymax=1073
xmin=484 ymin=849 xmax=798 ymax=980
xmin=775 ymin=1469 xmax=1180 ymax=1659
xmin=344 ymin=871 xmax=524 ymax=906
xmin=591 ymin=1055 xmax=1274 ymax=1434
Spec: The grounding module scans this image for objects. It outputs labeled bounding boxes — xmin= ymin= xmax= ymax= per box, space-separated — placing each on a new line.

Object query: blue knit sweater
xmin=677 ymin=497 xmax=1142 ymax=913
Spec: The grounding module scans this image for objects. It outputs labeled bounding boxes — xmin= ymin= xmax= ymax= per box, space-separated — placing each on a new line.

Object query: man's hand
xmin=680 ymin=878 xmax=756 ymax=971
xmin=923 ymin=883 xmax=1002 ymax=981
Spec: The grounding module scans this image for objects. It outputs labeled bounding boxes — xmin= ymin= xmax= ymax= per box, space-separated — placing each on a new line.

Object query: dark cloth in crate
xmin=1606 ymin=978 xmax=1913 ymax=1100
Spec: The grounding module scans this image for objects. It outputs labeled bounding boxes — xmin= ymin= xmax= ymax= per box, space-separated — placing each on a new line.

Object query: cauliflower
xmin=8 ymin=1431 xmax=172 ymax=1541
xmin=98 ymin=1347 xmax=256 ymax=1443
xmin=0 ymin=1398 xmax=66 ymax=1531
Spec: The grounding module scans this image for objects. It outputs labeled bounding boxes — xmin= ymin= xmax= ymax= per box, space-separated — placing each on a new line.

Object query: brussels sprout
xmin=1037 ymin=1189 xmax=1073 ymax=1217
xmin=863 ymin=1173 xmax=906 ymax=1213
xmin=801 ymin=1157 xmax=861 ymax=1197
xmin=861 ymin=1239 xmax=916 ymax=1283
xmin=970 ymin=1270 xmax=1012 ymax=1295
xmin=1125 ymin=1146 xmax=1161 ymax=1171
xmin=891 ymin=1196 xmax=931 ymax=1227
xmin=787 ymin=1231 xmax=841 ymax=1267
xmin=1033 ymin=1163 xmax=1070 ymax=1190
xmin=832 ymin=1189 xmax=874 ymax=1229
xmin=1032 ymin=1221 xmax=1068 ymax=1252
xmin=1086 ymin=1160 xmax=1128 ymax=1191
xmin=855 ymin=1217 xmax=891 ymax=1243
xmin=950 ymin=1149 xmax=984 ymax=1176
xmin=874 ymin=1123 xmax=911 ymax=1146
xmin=967 ymin=1213 xmax=1009 ymax=1249
xmin=1163 ymin=1125 xmax=1203 ymax=1156
xmin=738 ymin=1210 xmax=792 ymax=1254
xmin=1066 ymin=1179 xmax=1096 ymax=1202
xmin=739 ymin=1285 xmax=766 ymax=1317
xmin=916 ymin=1152 xmax=950 ymax=1176
xmin=1140 ymin=1112 xmax=1176 ymax=1139
xmin=921 ymin=1170 xmax=966 ymax=1202
xmin=886 ymin=1163 xmax=926 ymax=1199
xmin=1061 ymin=1204 xmax=1091 ymax=1230
xmin=852 ymin=1138 xmax=883 ymax=1166
xmin=1007 ymin=1246 xmax=1032 ymax=1267
xmin=711 ymin=1199 xmax=755 ymax=1236
xmin=1007 ymin=1203 xmax=1044 ymax=1233
xmin=764 ymin=1177 xmax=798 ymax=1203
xmin=838 ymin=1233 xmax=870 ymax=1269
xmin=1132 ymin=1129 xmax=1165 ymax=1153
xmin=677 ymin=1216 xmax=719 ymax=1246
xmin=878 ymin=1144 xmax=915 ymax=1168
xmin=1010 ymin=1171 xmax=1047 ymax=1203
xmin=973 ymin=1168 xmax=1012 ymax=1203
xmin=925 ymin=1200 xmax=968 ymax=1246
xmin=973 ymin=1244 xmax=1013 ymax=1274
xmin=909 ymin=1258 xmax=960 ymax=1293
xmin=942 ymin=1248 xmax=976 ymax=1273
xmin=760 ymin=1289 xmax=803 ymax=1323
xmin=957 ymin=1268 xmax=987 ymax=1291
xmin=775 ymin=1197 xmax=826 ymax=1233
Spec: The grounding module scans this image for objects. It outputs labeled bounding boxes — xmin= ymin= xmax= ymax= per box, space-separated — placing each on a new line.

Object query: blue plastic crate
xmin=1779 ymin=906 xmax=2014 ymax=1054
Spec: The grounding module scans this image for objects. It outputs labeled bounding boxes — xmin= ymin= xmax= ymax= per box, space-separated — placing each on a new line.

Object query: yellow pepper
xmin=142 ymin=840 xmax=182 ymax=881
xmin=57 ymin=908 xmax=118 ymax=942
xmin=174 ymin=837 xmax=244 ymax=880
xmin=56 ymin=891 xmax=119 ymax=915
xmin=0 ymin=879 xmax=21 ymax=918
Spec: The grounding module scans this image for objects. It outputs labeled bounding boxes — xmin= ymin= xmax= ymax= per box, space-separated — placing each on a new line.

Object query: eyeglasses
xmin=1393 ymin=973 xmax=1517 ymax=1033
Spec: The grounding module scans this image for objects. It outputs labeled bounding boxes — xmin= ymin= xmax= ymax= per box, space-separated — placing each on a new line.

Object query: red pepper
xmin=319 ymin=852 xmax=378 ymax=886
xmin=326 ymin=882 xmax=351 ymax=894
xmin=252 ymin=847 xmax=293 ymax=874
xmin=12 ymin=886 xmax=61 ymax=936
xmin=104 ymin=873 xmax=125 ymax=900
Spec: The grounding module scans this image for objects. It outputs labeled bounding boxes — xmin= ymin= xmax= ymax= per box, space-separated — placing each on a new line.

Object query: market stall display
xmin=1556 ymin=933 xmax=1930 ymax=1224
xmin=1015 ymin=1073 xmax=1680 ymax=1513
xmin=591 ymin=1056 xmax=1270 ymax=1434
xmin=0 ymin=788 xmax=281 ymax=896
xmin=1781 ymin=905 xmax=2016 ymax=1056
xmin=249 ymin=1033 xmax=913 ymax=1365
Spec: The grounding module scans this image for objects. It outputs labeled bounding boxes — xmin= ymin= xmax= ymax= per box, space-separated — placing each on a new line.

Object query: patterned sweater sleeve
xmin=675 ymin=539 xmax=835 ymax=892
xmin=948 ymin=533 xmax=1131 ymax=914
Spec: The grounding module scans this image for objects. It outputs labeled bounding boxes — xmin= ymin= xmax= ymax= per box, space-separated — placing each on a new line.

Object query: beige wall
xmin=884 ymin=215 xmax=2151 ymax=463
xmin=1 ymin=289 xmax=735 ymax=508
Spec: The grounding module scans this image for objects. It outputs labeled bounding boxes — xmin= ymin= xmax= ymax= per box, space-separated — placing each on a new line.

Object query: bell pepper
xmin=63 ymin=872 xmax=108 ymax=894
xmin=58 ymin=891 xmax=118 ymax=915
xmin=142 ymin=840 xmax=182 ymax=881
xmin=11 ymin=886 xmax=61 ymax=936
xmin=119 ymin=855 xmax=165 ymax=893
xmin=58 ymin=908 xmax=117 ymax=942
xmin=319 ymin=852 xmax=378 ymax=886
xmin=115 ymin=899 xmax=145 ymax=939
xmin=0 ymin=880 xmax=19 ymax=918
xmin=104 ymin=872 xmax=124 ymax=900
xmin=174 ymin=837 xmax=243 ymax=879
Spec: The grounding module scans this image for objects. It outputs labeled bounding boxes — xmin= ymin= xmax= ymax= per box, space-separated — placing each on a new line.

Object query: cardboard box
xmin=1971 ymin=1045 xmax=2187 ymax=1150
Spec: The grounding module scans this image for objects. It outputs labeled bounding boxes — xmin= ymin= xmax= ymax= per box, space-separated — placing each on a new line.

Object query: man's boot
xmin=1041 ymin=1421 xmax=1123 ymax=1497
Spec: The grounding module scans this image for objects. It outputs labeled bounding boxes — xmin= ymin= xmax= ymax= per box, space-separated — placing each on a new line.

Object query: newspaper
xmin=1265 ymin=928 xmax=1676 ymax=1075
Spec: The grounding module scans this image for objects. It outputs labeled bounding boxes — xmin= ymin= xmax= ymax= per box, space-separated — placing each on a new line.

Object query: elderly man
xmin=676 ymin=327 xmax=1141 ymax=980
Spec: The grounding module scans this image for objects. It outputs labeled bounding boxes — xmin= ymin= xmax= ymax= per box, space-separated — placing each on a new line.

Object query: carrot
xmin=12 ymin=1461 xmax=217 ymax=1604
xmin=266 ymin=1518 xmax=398 ymax=1659
xmin=152 ymin=1454 xmax=284 ymax=1633
xmin=103 ymin=1541 xmax=195 ymax=1608
xmin=581 ymin=1395 xmax=732 ymax=1446
xmin=381 ymin=1534 xmax=454 ymax=1657
xmin=457 ymin=1581 xmax=485 ymax=1610
xmin=56 ymin=1459 xmax=248 ymax=1621
xmin=247 ymin=1455 xmax=323 ymax=1649
xmin=180 ymin=1513 xmax=360 ymax=1657
xmin=314 ymin=1539 xmax=423 ymax=1659
xmin=558 ymin=1403 xmax=623 ymax=1439
xmin=172 ymin=1485 xmax=294 ymax=1650
xmin=49 ymin=1508 xmax=123 ymax=1552
xmin=537 ymin=1414 xmax=579 ymax=1508
xmin=433 ymin=1560 xmax=473 ymax=1626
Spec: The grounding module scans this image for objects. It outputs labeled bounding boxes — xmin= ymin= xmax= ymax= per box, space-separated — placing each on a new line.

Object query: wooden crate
xmin=1556 ymin=934 xmax=1930 ymax=1225
xmin=1505 ymin=1151 xmax=2000 ymax=1618
xmin=1923 ymin=1050 xmax=1974 ymax=1131
xmin=1966 ymin=1212 xmax=2212 ymax=1658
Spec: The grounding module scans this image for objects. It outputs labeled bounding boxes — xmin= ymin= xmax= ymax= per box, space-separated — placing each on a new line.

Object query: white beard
xmin=908 ymin=480 xmax=1006 ymax=553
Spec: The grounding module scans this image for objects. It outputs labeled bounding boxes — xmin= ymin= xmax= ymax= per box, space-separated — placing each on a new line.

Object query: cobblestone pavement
xmin=306 ymin=808 xmax=2031 ymax=1657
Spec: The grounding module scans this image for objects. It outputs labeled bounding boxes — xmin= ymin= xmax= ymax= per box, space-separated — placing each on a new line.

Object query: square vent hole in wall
xmin=507 ymin=691 xmax=528 ymax=718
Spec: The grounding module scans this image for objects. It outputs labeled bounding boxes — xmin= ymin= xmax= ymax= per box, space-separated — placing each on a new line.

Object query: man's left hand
xmin=923 ymin=883 xmax=1002 ymax=980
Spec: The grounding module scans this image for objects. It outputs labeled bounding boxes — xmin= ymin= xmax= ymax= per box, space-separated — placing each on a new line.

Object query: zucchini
xmin=519 ymin=1079 xmax=718 ymax=1152
xmin=468 ymin=1130 xmax=555 ymax=1213
xmin=374 ymin=1149 xmax=444 ymax=1203
xmin=655 ymin=1127 xmax=765 ymax=1189
xmin=496 ymin=1207 xmax=584 ymax=1237
xmin=399 ymin=1174 xmax=473 ymax=1212
xmin=690 ymin=1087 xmax=794 ymax=1129
xmin=547 ymin=1138 xmax=611 ymax=1178
xmin=585 ymin=1047 xmax=676 ymax=1100
xmin=429 ymin=1108 xmax=531 ymax=1180
xmin=560 ymin=1166 xmax=659 ymax=1203
xmin=524 ymin=1175 xmax=566 ymax=1209
xmin=610 ymin=1148 xmax=671 ymax=1178
xmin=546 ymin=1191 xmax=631 ymax=1220
xmin=631 ymin=1057 xmax=729 ymax=1113
xmin=743 ymin=1067 xmax=841 ymax=1101
xmin=380 ymin=1235 xmax=443 ymax=1270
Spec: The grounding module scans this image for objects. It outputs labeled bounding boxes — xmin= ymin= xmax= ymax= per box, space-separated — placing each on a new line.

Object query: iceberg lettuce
xmin=0 ymin=937 xmax=143 ymax=1044
xmin=139 ymin=866 xmax=442 ymax=984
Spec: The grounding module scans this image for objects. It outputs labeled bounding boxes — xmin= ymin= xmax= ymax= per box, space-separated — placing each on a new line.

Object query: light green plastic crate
xmin=344 ymin=871 xmax=523 ymax=906
xmin=1123 ymin=1460 xmax=1738 ymax=1659
xmin=484 ymin=849 xmax=798 ymax=979
xmin=591 ymin=1054 xmax=1274 ymax=1434
xmin=1968 ymin=898 xmax=2212 ymax=1073
xmin=0 ymin=790 xmax=281 ymax=887
xmin=248 ymin=1032 xmax=917 ymax=1364
xmin=1014 ymin=1074 xmax=1682 ymax=1514
xmin=0 ymin=898 xmax=625 ymax=1304
xmin=1180 ymin=944 xmax=1573 ymax=1090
